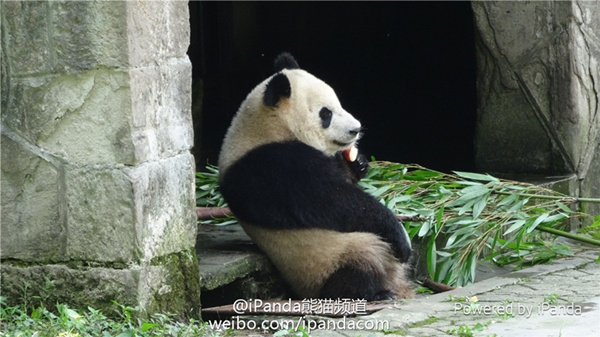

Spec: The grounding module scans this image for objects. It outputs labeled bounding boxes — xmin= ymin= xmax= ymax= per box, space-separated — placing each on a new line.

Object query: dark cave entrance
xmin=188 ymin=1 xmax=477 ymax=173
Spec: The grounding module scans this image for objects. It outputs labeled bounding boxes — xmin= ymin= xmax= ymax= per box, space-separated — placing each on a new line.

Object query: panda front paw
xmin=336 ymin=151 xmax=369 ymax=184
xmin=352 ymin=153 xmax=370 ymax=179
xmin=395 ymin=244 xmax=413 ymax=264
xmin=393 ymin=227 xmax=413 ymax=264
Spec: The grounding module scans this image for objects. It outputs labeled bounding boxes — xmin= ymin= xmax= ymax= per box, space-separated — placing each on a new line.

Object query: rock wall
xmin=1 ymin=1 xmax=200 ymax=316
xmin=472 ymin=1 xmax=599 ymax=220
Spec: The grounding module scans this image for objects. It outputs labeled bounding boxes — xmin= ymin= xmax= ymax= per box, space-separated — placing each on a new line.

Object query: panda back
xmin=220 ymin=140 xmax=355 ymax=230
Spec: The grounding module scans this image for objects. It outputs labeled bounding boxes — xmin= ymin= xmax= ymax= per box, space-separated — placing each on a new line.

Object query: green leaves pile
xmin=196 ymin=162 xmax=600 ymax=287
xmin=360 ymin=162 xmax=600 ymax=286
xmin=196 ymin=165 xmax=226 ymax=209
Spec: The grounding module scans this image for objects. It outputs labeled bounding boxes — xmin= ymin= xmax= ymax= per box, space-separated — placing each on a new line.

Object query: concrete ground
xmin=207 ymin=245 xmax=599 ymax=337
xmin=311 ymin=246 xmax=600 ymax=337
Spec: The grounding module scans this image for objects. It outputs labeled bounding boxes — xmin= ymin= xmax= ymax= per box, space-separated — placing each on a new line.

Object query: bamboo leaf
xmin=436 ymin=257 xmax=453 ymax=283
xmin=516 ymin=225 xmax=528 ymax=251
xmin=438 ymin=186 xmax=452 ymax=195
xmin=503 ymin=184 xmax=528 ymax=191
xmin=427 ymin=236 xmax=437 ymax=279
xmin=445 ymin=229 xmax=474 ymax=250
xmin=407 ymin=169 xmax=442 ymax=180
xmin=468 ymin=253 xmax=477 ymax=283
xmin=487 ymin=230 xmax=501 ymax=256
xmin=445 ymin=232 xmax=458 ymax=249
xmin=526 ymin=213 xmax=550 ymax=233
xmin=454 ymin=171 xmax=500 ymax=182
xmin=497 ymin=193 xmax=519 ymax=207
xmin=505 ymin=219 xmax=526 ymax=235
xmin=503 ymin=229 xmax=521 ymax=248
xmin=460 ymin=184 xmax=490 ymax=196
xmin=370 ymin=185 xmax=391 ymax=198
xmin=435 ymin=205 xmax=444 ymax=234
xmin=452 ymin=219 xmax=485 ymax=226
xmin=449 ymin=185 xmax=490 ymax=207
xmin=507 ymin=199 xmax=528 ymax=214
xmin=555 ymin=201 xmax=572 ymax=213
xmin=453 ymin=180 xmax=486 ymax=186
xmin=472 ymin=194 xmax=488 ymax=219
xmin=457 ymin=199 xmax=476 ymax=216
xmin=416 ymin=209 xmax=435 ymax=217
xmin=213 ymin=219 xmax=238 ymax=226
xmin=391 ymin=195 xmax=413 ymax=203
xmin=418 ymin=220 xmax=431 ymax=237
xmin=542 ymin=213 xmax=568 ymax=223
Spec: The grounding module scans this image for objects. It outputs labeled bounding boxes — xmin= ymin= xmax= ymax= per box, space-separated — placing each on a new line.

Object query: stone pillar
xmin=472 ymin=1 xmax=599 ymax=219
xmin=1 ymin=1 xmax=200 ymax=316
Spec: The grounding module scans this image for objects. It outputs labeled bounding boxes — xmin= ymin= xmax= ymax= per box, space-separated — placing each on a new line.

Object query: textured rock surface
xmin=472 ymin=1 xmax=599 ymax=221
xmin=1 ymin=1 xmax=128 ymax=76
xmin=1 ymin=134 xmax=65 ymax=261
xmin=129 ymin=60 xmax=194 ymax=164
xmin=1 ymin=1 xmax=199 ymax=316
xmin=0 ymin=247 xmax=200 ymax=318
xmin=125 ymin=153 xmax=197 ymax=262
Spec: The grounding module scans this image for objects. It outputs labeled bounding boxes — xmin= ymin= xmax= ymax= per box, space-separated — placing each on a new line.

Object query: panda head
xmin=219 ymin=53 xmax=362 ymax=172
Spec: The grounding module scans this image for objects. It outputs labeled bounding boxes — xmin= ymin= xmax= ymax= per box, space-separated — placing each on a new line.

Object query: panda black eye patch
xmin=319 ymin=107 xmax=333 ymax=128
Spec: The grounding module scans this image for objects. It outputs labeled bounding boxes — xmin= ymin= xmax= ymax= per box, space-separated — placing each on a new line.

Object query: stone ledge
xmin=196 ymin=224 xmax=275 ymax=292
xmin=0 ymin=247 xmax=200 ymax=319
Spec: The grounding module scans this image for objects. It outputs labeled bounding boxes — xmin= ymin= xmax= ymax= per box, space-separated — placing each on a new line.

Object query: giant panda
xmin=218 ymin=52 xmax=414 ymax=300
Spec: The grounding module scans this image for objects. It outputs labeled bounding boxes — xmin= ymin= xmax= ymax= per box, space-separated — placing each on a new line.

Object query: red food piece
xmin=343 ymin=146 xmax=358 ymax=162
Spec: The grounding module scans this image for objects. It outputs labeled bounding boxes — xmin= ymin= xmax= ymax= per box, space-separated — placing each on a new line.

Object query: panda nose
xmin=348 ymin=127 xmax=361 ymax=136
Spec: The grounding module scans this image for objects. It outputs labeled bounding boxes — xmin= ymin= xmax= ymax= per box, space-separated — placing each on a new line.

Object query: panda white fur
xmin=218 ymin=53 xmax=414 ymax=300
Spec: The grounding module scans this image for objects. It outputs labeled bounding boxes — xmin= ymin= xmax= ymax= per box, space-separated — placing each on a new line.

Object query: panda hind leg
xmin=319 ymin=266 xmax=395 ymax=301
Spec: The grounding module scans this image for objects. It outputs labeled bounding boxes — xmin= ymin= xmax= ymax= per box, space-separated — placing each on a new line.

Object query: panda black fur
xmin=219 ymin=53 xmax=414 ymax=300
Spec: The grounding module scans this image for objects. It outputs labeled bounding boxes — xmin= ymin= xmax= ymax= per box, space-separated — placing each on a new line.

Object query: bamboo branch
xmin=197 ymin=207 xmax=233 ymax=220
xmin=397 ymin=215 xmax=428 ymax=222
xmin=422 ymin=278 xmax=455 ymax=293
xmin=197 ymin=207 xmax=426 ymax=223
xmin=494 ymin=191 xmax=600 ymax=203
xmin=537 ymin=225 xmax=600 ymax=247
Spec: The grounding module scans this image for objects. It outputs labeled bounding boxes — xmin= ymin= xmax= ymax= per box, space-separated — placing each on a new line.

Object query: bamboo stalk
xmin=494 ymin=191 xmax=600 ymax=203
xmin=537 ymin=225 xmax=600 ymax=246
xmin=197 ymin=207 xmax=233 ymax=220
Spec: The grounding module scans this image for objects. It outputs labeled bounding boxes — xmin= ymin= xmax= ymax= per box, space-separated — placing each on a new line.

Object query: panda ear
xmin=273 ymin=52 xmax=300 ymax=72
xmin=263 ymin=73 xmax=291 ymax=107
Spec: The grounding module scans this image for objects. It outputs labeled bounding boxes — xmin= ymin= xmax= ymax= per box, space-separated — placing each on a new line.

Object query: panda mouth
xmin=333 ymin=140 xmax=353 ymax=148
